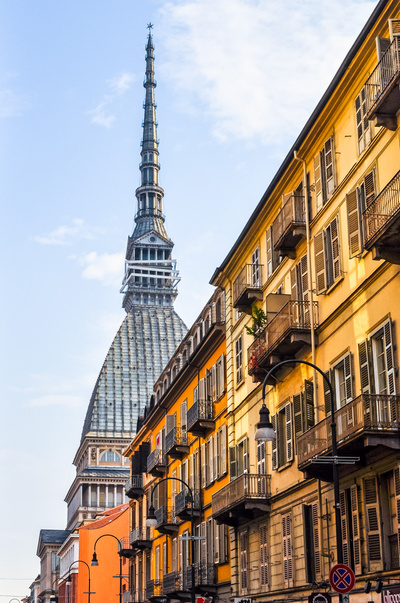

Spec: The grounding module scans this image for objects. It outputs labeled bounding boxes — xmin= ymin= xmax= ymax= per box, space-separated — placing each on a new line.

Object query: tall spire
xmin=121 ymin=26 xmax=180 ymax=313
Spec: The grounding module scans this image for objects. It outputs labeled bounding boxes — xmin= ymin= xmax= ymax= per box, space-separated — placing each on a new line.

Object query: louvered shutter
xmin=358 ymin=339 xmax=373 ymax=394
xmin=240 ymin=531 xmax=248 ymax=590
xmin=290 ymin=266 xmax=298 ymax=301
xmin=324 ymin=370 xmax=333 ymax=415
xmin=394 ymin=466 xmax=400 ymax=568
xmin=350 ymin=484 xmax=361 ymax=574
xmin=285 ymin=403 xmax=293 ymax=462
xmin=389 ymin=19 xmax=400 ymax=40
xmin=330 ymin=215 xmax=341 ymax=281
xmin=340 ymin=490 xmax=350 ymax=566
xmin=229 ymin=446 xmax=237 ymax=480
xmin=314 ymin=153 xmax=323 ymax=211
xmin=257 ymin=441 xmax=266 ymax=474
xmin=300 ymin=253 xmax=308 ymax=300
xmin=199 ymin=378 xmax=205 ymax=402
xmin=293 ymin=393 xmax=303 ymax=437
xmin=201 ymin=522 xmax=207 ymax=564
xmin=271 ymin=414 xmax=278 ymax=470
xmin=364 ymin=476 xmax=382 ymax=566
xmin=178 ymin=535 xmax=183 ymax=573
xmin=312 ymin=502 xmax=321 ymax=577
xmin=217 ymin=354 xmax=225 ymax=397
xmin=314 ymin=231 xmax=327 ymax=293
xmin=282 ymin=514 xmax=293 ymax=587
xmin=221 ymin=425 xmax=227 ymax=474
xmin=166 ymin=413 xmax=175 ymax=435
xmin=355 ymin=89 xmax=371 ymax=154
xmin=214 ymin=433 xmax=219 ymax=480
xmin=212 ymin=364 xmax=217 ymax=401
xmin=376 ymin=36 xmax=391 ymax=60
xmin=209 ymin=436 xmax=214 ymax=483
xmin=347 ymin=189 xmax=361 ymax=258
xmin=324 ymin=136 xmax=336 ymax=197
xmin=243 ymin=437 xmax=249 ymax=473
xmin=384 ymin=320 xmax=396 ymax=394
xmin=364 ymin=170 xmax=376 ymax=206
xmin=260 ymin=523 xmax=269 ymax=587
xmin=201 ymin=443 xmax=207 ymax=488
xmin=214 ymin=518 xmax=220 ymax=564
xmin=266 ymin=227 xmax=273 ymax=278
xmin=344 ymin=353 xmax=353 ymax=403
xmin=193 ymin=384 xmax=199 ymax=403
xmin=305 ymin=380 xmax=315 ymax=428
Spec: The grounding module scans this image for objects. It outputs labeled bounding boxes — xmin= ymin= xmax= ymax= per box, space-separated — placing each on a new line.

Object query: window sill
xmin=326 ymin=274 xmax=344 ymax=295
xmin=235 ymin=379 xmax=245 ymax=391
xmin=277 ymin=460 xmax=293 ymax=472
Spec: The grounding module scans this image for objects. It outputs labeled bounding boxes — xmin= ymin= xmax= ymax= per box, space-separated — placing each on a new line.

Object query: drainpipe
xmin=293 ymin=151 xmax=318 ymax=420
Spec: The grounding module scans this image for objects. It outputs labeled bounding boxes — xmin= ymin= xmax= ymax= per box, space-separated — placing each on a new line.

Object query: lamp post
xmin=146 ymin=477 xmax=196 ymax=603
xmin=91 ymin=533 xmax=123 ymax=603
xmin=67 ymin=559 xmax=93 ymax=603
xmin=9 ymin=599 xmax=20 ymax=602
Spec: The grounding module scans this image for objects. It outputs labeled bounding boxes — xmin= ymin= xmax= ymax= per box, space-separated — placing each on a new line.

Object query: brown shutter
xmin=312 ymin=502 xmax=321 ymax=577
xmin=364 ymin=476 xmax=382 ymax=565
xmin=350 ymin=484 xmax=362 ymax=575
xmin=314 ymin=153 xmax=323 ymax=211
xmin=340 ymin=490 xmax=350 ymax=566
xmin=285 ymin=403 xmax=293 ymax=462
xmin=389 ymin=19 xmax=400 ymax=40
xmin=304 ymin=379 xmax=315 ymax=428
xmin=229 ymin=446 xmax=237 ymax=480
xmin=344 ymin=353 xmax=353 ymax=403
xmin=384 ymin=320 xmax=396 ymax=395
xmin=293 ymin=393 xmax=303 ymax=437
xmin=324 ymin=370 xmax=333 ymax=415
xmin=290 ymin=265 xmax=298 ymax=301
xmin=260 ymin=523 xmax=269 ymax=587
xmin=221 ymin=425 xmax=227 ymax=475
xmin=330 ymin=215 xmax=341 ymax=280
xmin=314 ymin=231 xmax=327 ymax=294
xmin=282 ymin=514 xmax=293 ymax=587
xmin=324 ymin=136 xmax=336 ymax=197
xmin=364 ymin=170 xmax=376 ymax=206
xmin=271 ymin=414 xmax=278 ymax=470
xmin=358 ymin=339 xmax=373 ymax=394
xmin=347 ymin=189 xmax=361 ymax=258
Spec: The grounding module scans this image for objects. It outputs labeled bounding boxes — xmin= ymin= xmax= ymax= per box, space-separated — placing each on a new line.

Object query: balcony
xmin=212 ymin=473 xmax=271 ymax=527
xmin=162 ymin=571 xmax=181 ymax=596
xmin=364 ymin=36 xmax=400 ymax=130
xmin=247 ymin=300 xmax=318 ymax=383
xmin=119 ymin=537 xmax=136 ymax=559
xmin=233 ymin=264 xmax=263 ymax=313
xmin=186 ymin=563 xmax=216 ymax=592
xmin=130 ymin=527 xmax=152 ymax=551
xmin=363 ymin=169 xmax=400 ymax=263
xmin=154 ymin=506 xmax=179 ymax=535
xmin=146 ymin=580 xmax=163 ymax=603
xmin=125 ymin=475 xmax=144 ymax=499
xmin=165 ymin=427 xmax=189 ymax=459
xmin=147 ymin=449 xmax=167 ymax=477
xmin=174 ymin=489 xmax=201 ymax=520
xmin=272 ymin=193 xmax=306 ymax=259
xmin=187 ymin=399 xmax=214 ymax=437
xmin=297 ymin=394 xmax=400 ymax=481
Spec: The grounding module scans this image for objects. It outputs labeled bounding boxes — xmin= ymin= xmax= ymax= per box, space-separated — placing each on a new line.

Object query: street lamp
xmin=146 ymin=477 xmax=196 ymax=603
xmin=67 ymin=559 xmax=93 ymax=603
xmin=257 ymin=358 xmax=359 ymax=570
xmin=91 ymin=533 xmax=123 ymax=603
xmin=9 ymin=599 xmax=20 ymax=602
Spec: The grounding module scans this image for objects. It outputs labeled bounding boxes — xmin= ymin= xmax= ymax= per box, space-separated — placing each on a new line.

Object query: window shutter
xmin=347 ymin=189 xmax=361 ymax=258
xmin=193 ymin=384 xmax=199 ymax=403
xmin=271 ymin=414 xmax=278 ymax=470
xmin=221 ymin=425 xmax=227 ymax=475
xmin=324 ymin=370 xmax=332 ymax=415
xmin=209 ymin=436 xmax=214 ymax=483
xmin=285 ymin=403 xmax=293 ymax=462
xmin=218 ymin=353 xmax=225 ymax=396
xmin=350 ymin=485 xmax=361 ymax=574
xmin=312 ymin=502 xmax=321 ymax=577
xmin=384 ymin=320 xmax=396 ymax=394
xmin=324 ymin=136 xmax=336 ymax=197
xmin=214 ymin=433 xmax=219 ymax=480
xmin=376 ymin=36 xmax=391 ymax=60
xmin=282 ymin=514 xmax=293 ymax=587
xmin=364 ymin=170 xmax=376 ymax=206
xmin=330 ymin=215 xmax=341 ymax=281
xmin=304 ymin=380 xmax=315 ymax=428
xmin=355 ymin=89 xmax=371 ymax=154
xmin=200 ymin=522 xmax=207 ymax=564
xmin=199 ymin=378 xmax=205 ymax=401
xmin=340 ymin=490 xmax=350 ymax=566
xmin=290 ymin=266 xmax=298 ymax=301
xmin=358 ymin=339 xmax=373 ymax=394
xmin=201 ymin=443 xmax=207 ymax=488
xmin=260 ymin=523 xmax=269 ymax=587
xmin=389 ymin=19 xmax=400 ymax=41
xmin=314 ymin=153 xmax=323 ymax=211
xmin=300 ymin=253 xmax=309 ymax=302
xmin=257 ymin=441 xmax=266 ymax=474
xmin=214 ymin=519 xmax=220 ymax=564
xmin=344 ymin=353 xmax=353 ymax=403
xmin=394 ymin=466 xmax=400 ymax=568
xmin=166 ymin=414 xmax=175 ymax=435
xmin=314 ymin=231 xmax=327 ymax=294
xmin=243 ymin=437 xmax=249 ymax=473
xmin=239 ymin=531 xmax=248 ymax=591
xmin=229 ymin=446 xmax=237 ymax=480
xmin=178 ymin=535 xmax=183 ymax=573
xmin=266 ymin=227 xmax=273 ymax=278
xmin=293 ymin=393 xmax=303 ymax=437
xmin=212 ymin=364 xmax=217 ymax=401
xmin=364 ymin=476 xmax=382 ymax=565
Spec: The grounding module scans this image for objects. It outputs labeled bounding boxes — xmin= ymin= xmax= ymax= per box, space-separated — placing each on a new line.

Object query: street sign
xmin=329 ymin=564 xmax=355 ymax=594
xmin=308 ymin=593 xmax=331 ymax=603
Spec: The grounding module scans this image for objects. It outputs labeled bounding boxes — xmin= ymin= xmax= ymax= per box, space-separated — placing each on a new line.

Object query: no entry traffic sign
xmin=329 ymin=564 xmax=355 ymax=594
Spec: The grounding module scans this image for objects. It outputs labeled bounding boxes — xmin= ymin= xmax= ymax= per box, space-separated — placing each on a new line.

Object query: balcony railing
xmin=186 ymin=563 xmax=215 ymax=588
xmin=297 ymin=394 xmax=400 ymax=470
xmin=362 ymin=169 xmax=400 ymax=261
xmin=364 ymin=36 xmax=400 ymax=129
xmin=163 ymin=571 xmax=180 ymax=595
xmin=248 ymin=300 xmax=318 ymax=380
xmin=232 ymin=263 xmax=263 ymax=312
xmin=187 ymin=399 xmax=214 ymax=436
xmin=147 ymin=449 xmax=166 ymax=475
xmin=272 ymin=193 xmax=306 ymax=258
xmin=165 ymin=426 xmax=189 ymax=458
xmin=146 ymin=580 xmax=162 ymax=600
xmin=212 ymin=473 xmax=271 ymax=526
xmin=130 ymin=527 xmax=152 ymax=549
xmin=174 ymin=489 xmax=201 ymax=518
xmin=154 ymin=506 xmax=179 ymax=535
xmin=125 ymin=475 xmax=143 ymax=499
xmin=119 ymin=537 xmax=135 ymax=559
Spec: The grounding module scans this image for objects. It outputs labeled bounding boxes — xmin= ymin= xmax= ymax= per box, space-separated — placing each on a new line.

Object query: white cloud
xmin=78 ymin=251 xmax=124 ymax=285
xmin=159 ymin=0 xmax=376 ymax=145
xmin=88 ymin=72 xmax=136 ymax=128
xmin=34 ymin=218 xmax=101 ymax=246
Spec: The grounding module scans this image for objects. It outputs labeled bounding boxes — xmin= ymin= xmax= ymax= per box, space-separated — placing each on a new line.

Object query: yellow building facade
xmin=124 ymin=287 xmax=231 ymax=603
xmin=210 ymin=2 xmax=400 ymax=603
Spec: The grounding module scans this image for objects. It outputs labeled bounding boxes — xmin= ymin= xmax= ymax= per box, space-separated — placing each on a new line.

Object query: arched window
xmin=100 ymin=450 xmax=121 ymax=463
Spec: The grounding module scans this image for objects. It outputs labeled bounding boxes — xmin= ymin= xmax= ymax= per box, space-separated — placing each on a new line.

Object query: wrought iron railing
xmin=212 ymin=473 xmax=271 ymax=516
xmin=297 ymin=394 xmax=400 ymax=466
xmin=186 ymin=563 xmax=215 ymax=588
xmin=163 ymin=571 xmax=179 ymax=594
xmin=233 ymin=263 xmax=263 ymax=306
xmin=125 ymin=475 xmax=143 ymax=493
xmin=363 ymin=169 xmax=400 ymax=245
xmin=122 ymin=590 xmax=133 ymax=603
xmin=247 ymin=300 xmax=318 ymax=373
xmin=364 ymin=37 xmax=400 ymax=114
xmin=146 ymin=579 xmax=162 ymax=600
xmin=155 ymin=506 xmax=177 ymax=528
xmin=272 ymin=193 xmax=305 ymax=249
xmin=119 ymin=537 xmax=132 ymax=550
xmin=165 ymin=426 xmax=188 ymax=452
xmin=174 ymin=489 xmax=201 ymax=515
xmin=187 ymin=399 xmax=214 ymax=430
xmin=130 ymin=527 xmax=152 ymax=543
xmin=147 ymin=449 xmax=166 ymax=474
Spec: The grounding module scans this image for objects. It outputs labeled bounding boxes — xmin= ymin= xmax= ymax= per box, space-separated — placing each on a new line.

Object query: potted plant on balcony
xmin=245 ymin=304 xmax=268 ymax=338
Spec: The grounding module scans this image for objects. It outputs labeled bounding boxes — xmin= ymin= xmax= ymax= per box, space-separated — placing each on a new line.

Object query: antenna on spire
xmin=147 ymin=23 xmax=153 ymax=31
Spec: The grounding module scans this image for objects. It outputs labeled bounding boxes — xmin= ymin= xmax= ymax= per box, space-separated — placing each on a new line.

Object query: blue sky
xmin=0 ymin=0 xmax=377 ymax=598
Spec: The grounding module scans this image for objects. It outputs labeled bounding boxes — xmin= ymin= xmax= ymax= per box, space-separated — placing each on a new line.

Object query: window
xmin=260 ymin=524 xmax=269 ymax=588
xmin=181 ymin=400 xmax=187 ymax=433
xmin=172 ymin=538 xmax=178 ymax=572
xmin=355 ymin=88 xmax=372 ymax=154
xmin=314 ymin=135 xmax=336 ymax=212
xmin=239 ymin=531 xmax=248 ymax=592
xmin=266 ymin=226 xmax=280 ymax=278
xmin=347 ymin=169 xmax=376 ymax=258
xmin=324 ymin=354 xmax=353 ymax=414
xmin=271 ymin=401 xmax=293 ymax=470
xmin=100 ymin=450 xmax=121 ymax=463
xmin=282 ymin=513 xmax=293 ymax=587
xmin=358 ymin=319 xmax=396 ymax=396
xmin=214 ymin=424 xmax=227 ymax=480
xmin=303 ymin=502 xmax=321 ymax=583
xmin=293 ymin=380 xmax=314 ymax=437
xmin=155 ymin=545 xmax=160 ymax=582
xmin=229 ymin=437 xmax=249 ymax=480
xmin=290 ymin=254 xmax=308 ymax=302
xmin=235 ymin=335 xmax=243 ymax=385
xmin=252 ymin=247 xmax=261 ymax=286
xmin=340 ymin=485 xmax=362 ymax=574
xmin=214 ymin=520 xmax=229 ymax=564
xmin=314 ymin=214 xmax=342 ymax=294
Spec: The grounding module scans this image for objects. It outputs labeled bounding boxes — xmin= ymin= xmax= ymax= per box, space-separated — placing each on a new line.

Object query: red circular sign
xmin=329 ymin=564 xmax=355 ymax=593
